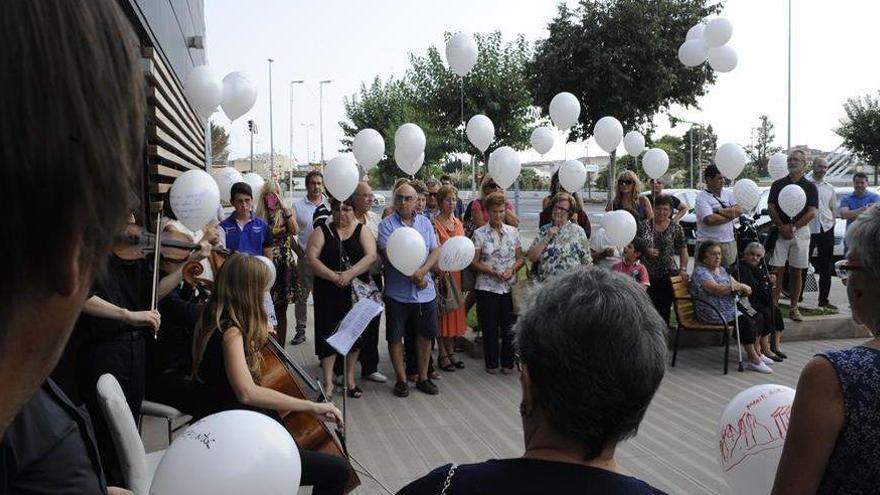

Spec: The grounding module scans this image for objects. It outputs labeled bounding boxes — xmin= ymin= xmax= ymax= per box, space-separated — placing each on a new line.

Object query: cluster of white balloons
xmin=185 ymin=66 xmax=258 ymax=121
xmin=678 ymin=17 xmax=737 ymax=73
xmin=394 ymin=123 xmax=426 ymax=175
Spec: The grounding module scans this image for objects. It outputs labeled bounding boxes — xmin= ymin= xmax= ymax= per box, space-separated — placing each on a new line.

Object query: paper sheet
xmin=327 ymin=298 xmax=384 ymax=356
xmin=263 ymin=291 xmax=277 ymax=327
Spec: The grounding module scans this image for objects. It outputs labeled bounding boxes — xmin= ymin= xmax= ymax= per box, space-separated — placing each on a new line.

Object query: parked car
xmin=372 ymin=192 xmax=386 ymax=208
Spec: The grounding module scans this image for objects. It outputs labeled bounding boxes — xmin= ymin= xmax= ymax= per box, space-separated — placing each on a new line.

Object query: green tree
xmin=676 ymin=123 xmax=717 ymax=186
xmin=746 ymin=115 xmax=781 ymax=175
xmin=528 ymin=0 xmax=721 ymax=190
xmin=342 ymin=32 xmax=536 ymax=187
xmin=211 ymin=122 xmax=230 ymax=164
xmin=835 ymin=91 xmax=880 ymax=184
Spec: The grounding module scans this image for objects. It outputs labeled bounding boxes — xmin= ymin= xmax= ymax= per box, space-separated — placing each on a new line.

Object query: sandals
xmin=346 ymin=385 xmax=363 ymax=398
xmin=439 ymin=355 xmax=457 ymax=372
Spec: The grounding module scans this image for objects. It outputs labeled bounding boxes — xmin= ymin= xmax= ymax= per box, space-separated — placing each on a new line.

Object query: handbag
xmin=334 ymin=224 xmax=381 ymax=304
xmin=437 ymin=271 xmax=464 ymax=315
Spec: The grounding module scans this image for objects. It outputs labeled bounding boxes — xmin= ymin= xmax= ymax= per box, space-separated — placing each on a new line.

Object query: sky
xmin=204 ymin=0 xmax=880 ymax=164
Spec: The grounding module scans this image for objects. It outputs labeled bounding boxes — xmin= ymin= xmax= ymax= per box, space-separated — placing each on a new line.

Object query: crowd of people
xmin=4 ymin=2 xmax=880 ymax=494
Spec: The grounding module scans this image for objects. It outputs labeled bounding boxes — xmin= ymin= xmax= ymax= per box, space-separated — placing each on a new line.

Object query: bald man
xmin=806 ymin=157 xmax=837 ymax=309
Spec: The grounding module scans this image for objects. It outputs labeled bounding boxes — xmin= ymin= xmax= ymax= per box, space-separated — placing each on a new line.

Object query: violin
xmin=114 ymin=223 xmax=229 ymax=271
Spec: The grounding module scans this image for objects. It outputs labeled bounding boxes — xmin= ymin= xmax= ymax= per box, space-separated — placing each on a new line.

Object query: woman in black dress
xmin=306 ymin=195 xmax=377 ymax=399
xmin=192 ymin=253 xmax=351 ymax=495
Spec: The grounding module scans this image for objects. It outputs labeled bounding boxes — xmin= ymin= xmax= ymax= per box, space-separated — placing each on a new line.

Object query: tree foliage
xmin=211 ymin=122 xmax=230 ymax=164
xmin=528 ymin=0 xmax=721 ymax=143
xmin=746 ymin=115 xmax=781 ymax=175
xmin=342 ymin=32 xmax=536 ymax=187
xmin=836 ymin=91 xmax=880 ymax=182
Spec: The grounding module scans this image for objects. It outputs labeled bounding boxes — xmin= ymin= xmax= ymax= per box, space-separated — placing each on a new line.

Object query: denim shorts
xmin=384 ymin=297 xmax=439 ymax=342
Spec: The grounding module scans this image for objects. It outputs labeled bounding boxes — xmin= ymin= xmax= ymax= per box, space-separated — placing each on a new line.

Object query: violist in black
xmin=191 ymin=254 xmax=353 ymax=495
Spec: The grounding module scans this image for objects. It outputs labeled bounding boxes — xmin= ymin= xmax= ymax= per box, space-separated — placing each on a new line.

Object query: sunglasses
xmin=618 ymin=179 xmax=635 ymax=186
xmin=394 ymin=194 xmax=415 ymax=203
xmin=835 ymin=260 xmax=863 ymax=285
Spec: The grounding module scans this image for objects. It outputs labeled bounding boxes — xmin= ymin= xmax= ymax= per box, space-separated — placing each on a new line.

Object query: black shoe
xmin=290 ymin=332 xmax=306 ymax=346
xmin=416 ymin=379 xmax=439 ymax=395
xmin=393 ymin=381 xmax=409 ymax=397
xmin=776 ymin=350 xmax=788 ymax=359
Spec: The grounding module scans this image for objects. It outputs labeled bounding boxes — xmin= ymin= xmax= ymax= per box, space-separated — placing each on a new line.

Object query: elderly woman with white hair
xmin=773 ymin=205 xmax=880 ymax=494
xmin=735 ymin=242 xmax=785 ymax=362
xmin=398 ymin=269 xmax=668 ymax=494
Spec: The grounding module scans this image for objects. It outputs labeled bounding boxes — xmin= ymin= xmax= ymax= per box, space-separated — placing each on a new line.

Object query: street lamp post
xmin=289 ymin=80 xmax=304 ymax=162
xmin=318 ymin=80 xmax=333 ymax=167
xmin=301 ymin=123 xmax=315 ymax=167
xmin=268 ymin=58 xmax=275 ymax=174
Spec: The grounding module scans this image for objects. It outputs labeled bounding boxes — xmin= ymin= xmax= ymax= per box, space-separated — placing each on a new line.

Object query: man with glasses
xmin=646 ymin=176 xmax=688 ymax=223
xmin=695 ymin=164 xmax=742 ymax=268
xmin=377 ymin=182 xmax=442 ymax=397
xmin=806 ymin=157 xmax=837 ymax=310
xmin=768 ymin=150 xmax=818 ymax=322
xmin=291 ymin=170 xmax=326 ymax=345
xmin=424 ymin=178 xmax=440 ymax=220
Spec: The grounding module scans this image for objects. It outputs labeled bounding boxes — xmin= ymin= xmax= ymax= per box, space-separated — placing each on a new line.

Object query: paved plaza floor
xmin=141 ymin=302 xmax=864 ymax=494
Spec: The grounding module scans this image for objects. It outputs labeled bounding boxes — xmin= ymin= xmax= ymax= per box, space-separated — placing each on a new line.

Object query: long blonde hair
xmin=193 ymin=254 xmax=272 ymax=383
xmin=255 ymin=180 xmax=285 ymax=233
xmin=613 ymin=169 xmax=643 ymax=207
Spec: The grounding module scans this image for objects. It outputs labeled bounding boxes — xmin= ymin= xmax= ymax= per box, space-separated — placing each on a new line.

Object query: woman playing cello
xmin=192 ymin=253 xmax=353 ymax=495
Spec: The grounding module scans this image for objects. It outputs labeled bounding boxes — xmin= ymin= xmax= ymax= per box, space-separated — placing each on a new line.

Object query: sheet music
xmin=327 ymin=298 xmax=384 ymax=356
xmin=263 ymin=291 xmax=277 ymax=327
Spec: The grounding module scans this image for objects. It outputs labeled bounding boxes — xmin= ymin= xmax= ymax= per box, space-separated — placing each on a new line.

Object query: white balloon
xmin=488 ymin=146 xmax=521 ymax=190
xmin=386 ymin=227 xmax=427 ymax=276
xmin=242 ymin=172 xmax=265 ymax=199
xmin=603 ymin=210 xmax=638 ymax=248
xmin=718 ymin=385 xmax=795 ymax=495
xmin=704 ymin=17 xmax=733 ymax=47
xmin=445 ymin=32 xmax=478 ymax=77
xmin=549 ymin=92 xmax=581 ymax=130
xmin=352 ymin=129 xmax=385 ymax=171
xmin=623 ymin=131 xmax=646 ymax=156
xmin=708 ymin=45 xmax=738 ymax=73
xmin=324 ymin=155 xmax=359 ymax=201
xmin=255 ymin=255 xmax=276 ymax=291
xmin=394 ymin=123 xmax=426 ymax=167
xmin=769 ymin=153 xmax=789 ymax=180
xmin=678 ymin=39 xmax=709 ymax=67
xmin=715 ymin=142 xmax=747 ymax=179
xmin=686 ymin=23 xmax=706 ymax=41
xmin=558 ymin=159 xmax=587 ymax=193
xmin=220 ymin=71 xmax=257 ymax=122
xmin=733 ymin=179 xmax=762 ymax=212
xmin=150 ymin=410 xmax=301 ymax=495
xmin=170 ymin=170 xmax=221 ymax=232
xmin=779 ymin=184 xmax=807 ymax=218
xmin=593 ymin=116 xmax=624 ymax=153
xmin=530 ymin=127 xmax=555 ymax=155
xmin=439 ymin=236 xmax=476 ymax=272
xmin=185 ymin=66 xmax=223 ymax=119
xmin=466 ymin=114 xmax=495 ymax=153
xmin=642 ymin=148 xmax=670 ymax=180
xmin=211 ymin=167 xmax=244 ymax=204
xmin=394 ymin=148 xmax=424 ymax=176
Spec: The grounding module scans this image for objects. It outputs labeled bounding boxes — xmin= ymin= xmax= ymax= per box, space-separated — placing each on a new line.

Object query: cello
xmin=181 ymin=256 xmax=361 ymax=493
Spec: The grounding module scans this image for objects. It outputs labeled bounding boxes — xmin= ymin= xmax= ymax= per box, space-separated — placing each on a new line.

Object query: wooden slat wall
xmin=142 ymin=46 xmax=206 ymax=228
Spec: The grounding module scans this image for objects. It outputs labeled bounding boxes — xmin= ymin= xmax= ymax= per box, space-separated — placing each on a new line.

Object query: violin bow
xmin=150 ymin=212 xmax=162 ymax=339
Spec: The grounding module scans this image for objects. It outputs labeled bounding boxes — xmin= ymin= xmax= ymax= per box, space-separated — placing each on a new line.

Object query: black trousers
xmin=300 ymin=449 xmax=351 ymax=495
xmin=476 ymin=290 xmax=516 ymax=370
xmin=647 ymin=274 xmax=674 ymax=326
xmin=805 ymin=228 xmax=834 ymax=305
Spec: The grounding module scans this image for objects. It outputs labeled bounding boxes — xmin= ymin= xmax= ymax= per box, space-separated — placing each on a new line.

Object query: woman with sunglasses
xmin=773 ymin=206 xmax=880 ymax=494
xmin=606 ymin=170 xmax=653 ymax=223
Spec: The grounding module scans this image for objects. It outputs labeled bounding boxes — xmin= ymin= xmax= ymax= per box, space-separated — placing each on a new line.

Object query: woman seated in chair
xmin=690 ymin=240 xmax=773 ymax=374
xmin=192 ymin=254 xmax=352 ymax=495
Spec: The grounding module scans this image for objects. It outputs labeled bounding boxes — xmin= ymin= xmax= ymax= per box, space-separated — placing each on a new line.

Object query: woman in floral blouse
xmin=640 ymin=194 xmax=688 ymax=326
xmin=528 ymin=192 xmax=591 ymax=281
xmin=471 ymin=192 xmax=523 ymax=374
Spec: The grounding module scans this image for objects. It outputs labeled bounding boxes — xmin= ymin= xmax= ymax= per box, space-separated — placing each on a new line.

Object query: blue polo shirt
xmin=378 ymin=212 xmax=438 ymax=304
xmin=219 ymin=214 xmax=272 ymax=255
xmin=840 ymin=191 xmax=880 ymax=225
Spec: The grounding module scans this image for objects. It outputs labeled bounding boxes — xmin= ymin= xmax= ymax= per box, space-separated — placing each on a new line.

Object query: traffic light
xmin=247 ymin=120 xmax=254 ymax=133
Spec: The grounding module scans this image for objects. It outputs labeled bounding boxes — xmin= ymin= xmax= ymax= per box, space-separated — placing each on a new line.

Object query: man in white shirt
xmin=695 ymin=164 xmax=742 ymax=269
xmin=807 ymin=157 xmax=837 ymax=309
xmin=291 ymin=170 xmax=324 ymax=345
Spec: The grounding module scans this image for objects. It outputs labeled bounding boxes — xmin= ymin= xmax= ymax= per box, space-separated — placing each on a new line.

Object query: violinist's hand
xmin=267 ymin=322 xmax=277 ymax=337
xmin=189 ymin=240 xmax=212 ymax=262
xmin=123 ymin=309 xmax=160 ymax=332
xmin=201 ymin=224 xmax=221 ymax=246
xmin=312 ymin=402 xmax=344 ymax=429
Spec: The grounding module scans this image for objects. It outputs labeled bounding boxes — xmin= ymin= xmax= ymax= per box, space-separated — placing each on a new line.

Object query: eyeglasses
xmin=394 ymin=194 xmax=415 ymax=203
xmin=618 ymin=179 xmax=634 ymax=186
xmin=835 ymin=260 xmax=863 ymax=285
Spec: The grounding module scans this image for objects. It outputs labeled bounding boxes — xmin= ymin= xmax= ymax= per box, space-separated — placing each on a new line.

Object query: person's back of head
xmin=515 ymin=268 xmax=667 ymax=459
xmin=0 ymin=0 xmax=146 ymax=435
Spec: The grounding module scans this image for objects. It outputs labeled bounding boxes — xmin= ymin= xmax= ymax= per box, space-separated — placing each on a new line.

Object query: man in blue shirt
xmin=840 ymin=172 xmax=880 ymax=227
xmin=378 ymin=182 xmax=441 ymax=397
xmin=219 ymin=182 xmax=273 ymax=258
